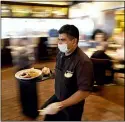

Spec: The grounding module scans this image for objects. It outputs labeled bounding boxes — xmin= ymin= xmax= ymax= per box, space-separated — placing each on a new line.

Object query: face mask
xmin=58 ymin=43 xmax=69 ymax=53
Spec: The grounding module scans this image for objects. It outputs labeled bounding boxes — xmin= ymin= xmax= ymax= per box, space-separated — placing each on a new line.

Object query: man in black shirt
xmin=40 ymin=24 xmax=94 ymax=121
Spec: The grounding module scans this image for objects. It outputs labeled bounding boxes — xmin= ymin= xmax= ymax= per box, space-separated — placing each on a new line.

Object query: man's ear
xmin=73 ymin=38 xmax=77 ymax=45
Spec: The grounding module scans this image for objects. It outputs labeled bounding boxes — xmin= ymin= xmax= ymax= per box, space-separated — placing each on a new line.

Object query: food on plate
xmin=18 ymin=68 xmax=40 ymax=79
xmin=20 ymin=72 xmax=27 ymax=76
xmin=41 ymin=67 xmax=50 ymax=75
xmin=19 ymin=72 xmax=30 ymax=78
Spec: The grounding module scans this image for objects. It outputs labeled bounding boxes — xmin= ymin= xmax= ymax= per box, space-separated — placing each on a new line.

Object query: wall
xmin=69 ymin=2 xmax=124 ymax=18
xmin=1 ymin=18 xmax=70 ymax=38
xmin=69 ymin=2 xmax=124 ymax=35
xmin=93 ymin=1 xmax=124 ymax=10
xmin=1 ymin=18 xmax=95 ymax=39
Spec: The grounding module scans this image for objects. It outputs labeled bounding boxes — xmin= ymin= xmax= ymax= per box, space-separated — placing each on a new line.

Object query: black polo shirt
xmin=55 ymin=47 xmax=94 ymax=101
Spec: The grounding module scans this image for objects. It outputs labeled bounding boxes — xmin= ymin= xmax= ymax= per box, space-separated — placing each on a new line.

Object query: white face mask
xmin=58 ymin=43 xmax=68 ymax=53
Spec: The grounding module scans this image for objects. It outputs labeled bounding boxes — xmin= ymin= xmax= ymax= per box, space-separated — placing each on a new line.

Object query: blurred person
xmin=39 ymin=24 xmax=94 ymax=121
xmin=47 ymin=28 xmax=59 ymax=49
xmin=91 ymin=29 xmax=108 ymax=42
xmin=89 ymin=29 xmax=108 ymax=48
xmin=91 ymin=41 xmax=113 ymax=73
xmin=91 ymin=42 xmax=112 ymax=60
xmin=13 ymin=38 xmax=35 ymax=71
xmin=48 ymin=28 xmax=59 ymax=37
xmin=91 ymin=42 xmax=113 ymax=84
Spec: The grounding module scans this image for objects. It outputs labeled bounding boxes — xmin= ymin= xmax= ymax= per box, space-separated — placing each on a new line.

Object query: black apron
xmin=43 ymin=95 xmax=84 ymax=121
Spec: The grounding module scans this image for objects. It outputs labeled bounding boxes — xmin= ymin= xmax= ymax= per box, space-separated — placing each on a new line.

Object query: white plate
xmin=15 ymin=68 xmax=42 ymax=80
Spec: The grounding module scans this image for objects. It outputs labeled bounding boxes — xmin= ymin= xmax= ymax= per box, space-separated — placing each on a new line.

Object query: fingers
xmin=42 ymin=67 xmax=50 ymax=75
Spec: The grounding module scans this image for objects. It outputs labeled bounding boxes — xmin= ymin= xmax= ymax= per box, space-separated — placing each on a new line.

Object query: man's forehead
xmin=59 ymin=33 xmax=68 ymax=39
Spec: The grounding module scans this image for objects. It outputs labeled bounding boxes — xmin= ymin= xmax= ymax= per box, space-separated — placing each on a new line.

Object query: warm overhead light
xmin=27 ymin=2 xmax=70 ymax=5
xmin=2 ymin=0 xmax=71 ymax=5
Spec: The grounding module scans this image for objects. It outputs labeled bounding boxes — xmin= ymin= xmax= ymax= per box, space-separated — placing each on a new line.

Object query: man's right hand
xmin=38 ymin=102 xmax=62 ymax=115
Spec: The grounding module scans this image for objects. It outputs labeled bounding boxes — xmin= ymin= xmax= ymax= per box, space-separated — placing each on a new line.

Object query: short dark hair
xmin=58 ymin=24 xmax=79 ymax=43
xmin=91 ymin=29 xmax=106 ymax=40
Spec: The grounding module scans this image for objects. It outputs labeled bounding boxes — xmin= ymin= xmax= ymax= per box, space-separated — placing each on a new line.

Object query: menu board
xmin=1 ymin=3 xmax=68 ymax=18
xmin=11 ymin=5 xmax=32 ymax=17
xmin=1 ymin=4 xmax=11 ymax=17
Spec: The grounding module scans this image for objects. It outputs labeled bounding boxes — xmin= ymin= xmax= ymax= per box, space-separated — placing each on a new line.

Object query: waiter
xmin=40 ymin=24 xmax=94 ymax=121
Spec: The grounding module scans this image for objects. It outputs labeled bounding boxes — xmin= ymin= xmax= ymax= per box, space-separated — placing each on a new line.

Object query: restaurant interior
xmin=1 ymin=0 xmax=124 ymax=121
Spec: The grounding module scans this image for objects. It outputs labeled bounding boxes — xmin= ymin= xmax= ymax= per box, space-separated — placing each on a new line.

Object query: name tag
xmin=64 ymin=70 xmax=73 ymax=78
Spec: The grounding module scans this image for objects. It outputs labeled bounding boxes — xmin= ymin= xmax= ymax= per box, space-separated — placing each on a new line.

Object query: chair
xmin=91 ymin=58 xmax=113 ymax=85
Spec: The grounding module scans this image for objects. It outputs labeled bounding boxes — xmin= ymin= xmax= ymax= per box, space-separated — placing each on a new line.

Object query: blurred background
xmin=1 ymin=0 xmax=124 ymax=121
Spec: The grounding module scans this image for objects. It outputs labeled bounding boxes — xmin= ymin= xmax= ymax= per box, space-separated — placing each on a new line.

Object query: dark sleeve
xmin=91 ymin=52 xmax=97 ymax=58
xmin=91 ymin=51 xmax=112 ymax=60
xmin=91 ymin=51 xmax=103 ymax=58
xmin=103 ymin=53 xmax=112 ymax=60
xmin=76 ymin=60 xmax=94 ymax=92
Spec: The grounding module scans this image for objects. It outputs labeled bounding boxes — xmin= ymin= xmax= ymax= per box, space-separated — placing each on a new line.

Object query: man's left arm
xmin=60 ymin=90 xmax=90 ymax=108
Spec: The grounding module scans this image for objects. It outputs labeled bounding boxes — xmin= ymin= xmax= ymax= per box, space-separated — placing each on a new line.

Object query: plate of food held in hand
xmin=15 ymin=68 xmax=42 ymax=80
